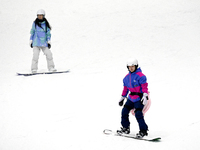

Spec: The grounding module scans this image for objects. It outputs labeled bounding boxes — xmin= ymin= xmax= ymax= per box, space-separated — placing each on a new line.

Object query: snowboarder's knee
xmin=134 ymin=108 xmax=143 ymax=119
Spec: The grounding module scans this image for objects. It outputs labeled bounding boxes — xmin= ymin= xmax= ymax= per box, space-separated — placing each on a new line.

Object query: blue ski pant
xmin=121 ymin=99 xmax=148 ymax=131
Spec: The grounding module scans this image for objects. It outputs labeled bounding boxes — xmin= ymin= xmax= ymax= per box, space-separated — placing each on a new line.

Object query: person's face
xmin=37 ymin=14 xmax=44 ymax=20
xmin=128 ymin=65 xmax=136 ymax=73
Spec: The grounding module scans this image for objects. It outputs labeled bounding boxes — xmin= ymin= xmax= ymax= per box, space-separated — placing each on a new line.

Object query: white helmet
xmin=127 ymin=58 xmax=138 ymax=66
xmin=37 ymin=9 xmax=45 ymax=16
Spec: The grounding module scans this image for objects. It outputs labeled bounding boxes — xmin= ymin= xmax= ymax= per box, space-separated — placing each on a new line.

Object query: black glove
xmin=29 ymin=40 xmax=33 ymax=48
xmin=119 ymin=96 xmax=125 ymax=106
xmin=48 ymin=43 xmax=51 ymax=49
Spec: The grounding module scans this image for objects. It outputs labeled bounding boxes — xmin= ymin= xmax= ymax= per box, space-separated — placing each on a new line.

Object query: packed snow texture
xmin=0 ymin=0 xmax=200 ymax=149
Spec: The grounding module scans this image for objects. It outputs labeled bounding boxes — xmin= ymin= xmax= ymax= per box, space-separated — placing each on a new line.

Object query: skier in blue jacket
xmin=29 ymin=9 xmax=56 ymax=73
xmin=117 ymin=58 xmax=149 ymax=138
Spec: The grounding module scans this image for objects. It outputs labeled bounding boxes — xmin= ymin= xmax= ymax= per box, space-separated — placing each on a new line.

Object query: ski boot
xmin=117 ymin=127 xmax=130 ymax=135
xmin=136 ymin=130 xmax=148 ymax=138
xmin=49 ymin=68 xmax=57 ymax=72
xmin=32 ymin=69 xmax=37 ymax=74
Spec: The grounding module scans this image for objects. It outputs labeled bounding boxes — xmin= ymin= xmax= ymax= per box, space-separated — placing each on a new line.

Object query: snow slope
xmin=0 ymin=0 xmax=200 ymax=149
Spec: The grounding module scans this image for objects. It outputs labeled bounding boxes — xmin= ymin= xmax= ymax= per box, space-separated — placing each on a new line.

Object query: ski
xmin=17 ymin=70 xmax=70 ymax=76
xmin=103 ymin=129 xmax=161 ymax=142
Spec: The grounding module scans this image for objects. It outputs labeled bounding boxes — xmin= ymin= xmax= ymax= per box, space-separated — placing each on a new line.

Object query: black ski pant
xmin=121 ymin=99 xmax=148 ymax=131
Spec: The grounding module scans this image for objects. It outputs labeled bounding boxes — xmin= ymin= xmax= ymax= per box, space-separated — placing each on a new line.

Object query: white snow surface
xmin=0 ymin=0 xmax=200 ymax=149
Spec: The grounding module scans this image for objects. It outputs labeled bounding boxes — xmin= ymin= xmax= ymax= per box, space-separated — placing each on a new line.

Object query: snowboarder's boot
xmin=32 ymin=69 xmax=37 ymax=73
xmin=117 ymin=127 xmax=130 ymax=134
xmin=49 ymin=68 xmax=57 ymax=72
xmin=136 ymin=130 xmax=148 ymax=138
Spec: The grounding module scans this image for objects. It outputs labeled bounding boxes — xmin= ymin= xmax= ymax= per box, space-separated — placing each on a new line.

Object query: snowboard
xmin=17 ymin=70 xmax=70 ymax=76
xmin=103 ymin=129 xmax=161 ymax=142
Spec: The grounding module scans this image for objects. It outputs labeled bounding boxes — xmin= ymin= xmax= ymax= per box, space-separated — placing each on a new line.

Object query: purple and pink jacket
xmin=122 ymin=67 xmax=148 ymax=103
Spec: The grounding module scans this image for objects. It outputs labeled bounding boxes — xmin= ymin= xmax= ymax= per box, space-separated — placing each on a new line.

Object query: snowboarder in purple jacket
xmin=117 ymin=58 xmax=149 ymax=138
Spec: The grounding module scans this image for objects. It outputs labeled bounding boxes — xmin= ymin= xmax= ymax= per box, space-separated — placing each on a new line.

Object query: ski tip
xmin=150 ymin=137 xmax=161 ymax=142
xmin=103 ymin=129 xmax=113 ymax=135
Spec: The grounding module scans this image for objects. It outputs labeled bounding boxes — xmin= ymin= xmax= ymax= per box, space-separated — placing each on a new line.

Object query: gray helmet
xmin=37 ymin=9 xmax=45 ymax=16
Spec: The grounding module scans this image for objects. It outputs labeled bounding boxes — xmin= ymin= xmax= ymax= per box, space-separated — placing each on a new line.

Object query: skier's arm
xmin=30 ymin=22 xmax=35 ymax=40
xmin=119 ymin=78 xmax=129 ymax=106
xmin=119 ymin=86 xmax=128 ymax=106
xmin=139 ymin=76 xmax=148 ymax=93
xmin=122 ymin=86 xmax=129 ymax=97
xmin=139 ymin=76 xmax=148 ymax=105
xmin=46 ymin=27 xmax=51 ymax=42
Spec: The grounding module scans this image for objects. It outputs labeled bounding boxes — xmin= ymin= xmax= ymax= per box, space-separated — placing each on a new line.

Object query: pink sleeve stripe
xmin=122 ymin=86 xmax=128 ymax=96
xmin=141 ymin=83 xmax=148 ymax=93
xmin=136 ymin=72 xmax=144 ymax=77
